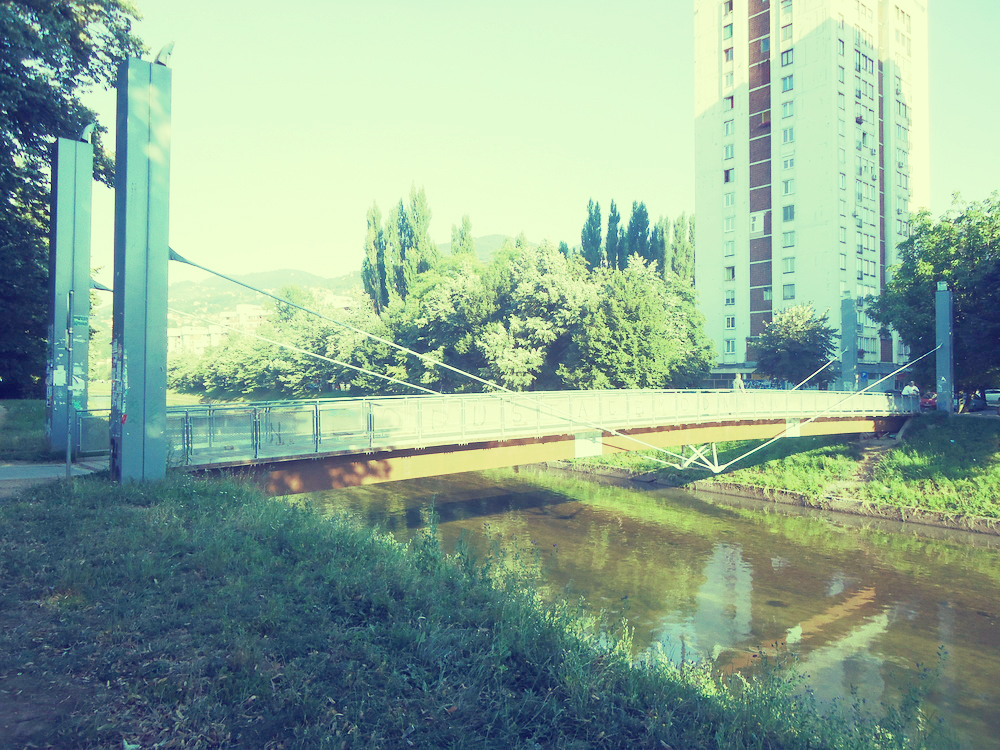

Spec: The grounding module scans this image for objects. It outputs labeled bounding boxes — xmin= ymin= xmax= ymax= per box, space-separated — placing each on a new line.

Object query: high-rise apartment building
xmin=694 ymin=0 xmax=928 ymax=389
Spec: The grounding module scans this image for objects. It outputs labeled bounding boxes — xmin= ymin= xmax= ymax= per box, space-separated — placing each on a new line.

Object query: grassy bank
xmin=0 ymin=475 xmax=946 ymax=749
xmin=578 ymin=413 xmax=1000 ymax=519
xmin=0 ymin=399 xmax=59 ymax=461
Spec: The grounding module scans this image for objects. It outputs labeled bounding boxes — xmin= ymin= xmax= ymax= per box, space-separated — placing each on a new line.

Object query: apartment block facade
xmin=694 ymin=0 xmax=928 ymax=388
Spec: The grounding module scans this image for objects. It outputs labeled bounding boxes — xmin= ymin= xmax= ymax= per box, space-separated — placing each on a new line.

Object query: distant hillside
xmin=167 ymin=270 xmax=362 ymax=318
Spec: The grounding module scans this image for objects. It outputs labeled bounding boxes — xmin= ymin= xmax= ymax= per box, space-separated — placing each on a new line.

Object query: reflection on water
xmin=298 ymin=466 xmax=1000 ymax=750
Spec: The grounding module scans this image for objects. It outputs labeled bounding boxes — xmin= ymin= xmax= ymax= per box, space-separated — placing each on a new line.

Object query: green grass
xmin=577 ymin=435 xmax=863 ymax=494
xmin=859 ymin=413 xmax=1000 ymax=517
xmin=0 ymin=475 xmax=949 ymax=749
xmin=577 ymin=415 xmax=1000 ymax=519
xmin=0 ymin=399 xmax=59 ymax=461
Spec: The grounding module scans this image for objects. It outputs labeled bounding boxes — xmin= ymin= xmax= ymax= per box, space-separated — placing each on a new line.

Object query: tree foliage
xmin=755 ymin=305 xmax=839 ymax=386
xmin=450 ymin=214 xmax=475 ymax=257
xmin=0 ymin=0 xmax=144 ymax=397
xmin=581 ymin=198 xmax=602 ymax=270
xmin=866 ymin=195 xmax=1000 ymax=390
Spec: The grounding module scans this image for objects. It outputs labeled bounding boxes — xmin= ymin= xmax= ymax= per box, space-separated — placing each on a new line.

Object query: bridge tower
xmin=47 ymin=136 xmax=94 ymax=456
xmin=110 ymin=56 xmax=172 ymax=481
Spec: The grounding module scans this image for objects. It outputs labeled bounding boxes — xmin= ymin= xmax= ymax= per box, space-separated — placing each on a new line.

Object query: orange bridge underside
xmin=205 ymin=415 xmax=907 ymax=496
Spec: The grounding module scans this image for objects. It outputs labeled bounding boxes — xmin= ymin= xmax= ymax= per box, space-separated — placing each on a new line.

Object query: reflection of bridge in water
xmin=81 ymin=388 xmax=913 ymax=493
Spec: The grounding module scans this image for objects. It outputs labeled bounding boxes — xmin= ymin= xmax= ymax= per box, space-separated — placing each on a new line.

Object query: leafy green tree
xmin=0 ymin=0 xmax=144 ymax=397
xmin=407 ymin=185 xmax=438 ymax=272
xmin=605 ymin=200 xmax=621 ymax=271
xmin=558 ymin=258 xmax=713 ymax=389
xmin=670 ymin=212 xmax=695 ymax=285
xmin=450 ymin=214 xmax=476 ymax=256
xmin=581 ymin=198 xmax=603 ymax=270
xmin=755 ymin=304 xmax=839 ymax=386
xmin=626 ymin=201 xmax=650 ymax=266
xmin=558 ymin=241 xmax=570 ymax=258
xmin=867 ymin=195 xmax=1000 ymax=390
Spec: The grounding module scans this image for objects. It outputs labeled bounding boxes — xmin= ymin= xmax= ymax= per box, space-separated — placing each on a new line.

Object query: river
xmin=297 ymin=466 xmax=1000 ymax=749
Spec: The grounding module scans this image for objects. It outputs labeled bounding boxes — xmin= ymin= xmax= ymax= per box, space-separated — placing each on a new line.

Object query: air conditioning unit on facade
xmin=898 ymin=161 xmax=905 ymax=169
xmin=870 ymin=148 xmax=878 ymax=155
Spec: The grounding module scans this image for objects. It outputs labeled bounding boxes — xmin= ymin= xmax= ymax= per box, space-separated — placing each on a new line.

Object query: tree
xmin=450 ymin=214 xmax=476 ymax=257
xmin=0 ymin=0 xmax=144 ymax=397
xmin=362 ymin=202 xmax=388 ymax=313
xmin=755 ymin=304 xmax=839 ymax=386
xmin=670 ymin=212 xmax=695 ymax=285
xmin=557 ymin=257 xmax=713 ymax=389
xmin=867 ymin=195 xmax=1000 ymax=390
xmin=625 ymin=200 xmax=650 ymax=266
xmin=605 ymin=200 xmax=621 ymax=271
xmin=581 ymin=198 xmax=603 ymax=270
xmin=650 ymin=216 xmax=669 ymax=277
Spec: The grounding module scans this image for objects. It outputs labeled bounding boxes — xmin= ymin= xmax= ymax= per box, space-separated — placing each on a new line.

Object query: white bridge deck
xmin=79 ymin=388 xmax=915 ymax=469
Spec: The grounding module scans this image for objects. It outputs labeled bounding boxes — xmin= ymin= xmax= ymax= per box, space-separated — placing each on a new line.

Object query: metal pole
xmin=935 ymin=282 xmax=954 ymax=414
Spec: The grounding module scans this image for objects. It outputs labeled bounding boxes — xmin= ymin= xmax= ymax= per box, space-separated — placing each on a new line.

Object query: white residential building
xmin=694 ymin=0 xmax=928 ymax=388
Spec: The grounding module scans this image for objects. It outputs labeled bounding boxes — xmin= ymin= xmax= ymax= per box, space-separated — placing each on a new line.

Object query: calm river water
xmin=298 ymin=466 xmax=1000 ymax=749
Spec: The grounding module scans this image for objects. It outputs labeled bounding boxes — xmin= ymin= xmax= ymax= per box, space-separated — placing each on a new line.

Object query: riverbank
xmin=0 ymin=473 xmax=948 ymax=749
xmin=562 ymin=412 xmax=1000 ymax=535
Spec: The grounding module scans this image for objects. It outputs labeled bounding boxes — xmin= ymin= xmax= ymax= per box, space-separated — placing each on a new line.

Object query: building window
xmin=724 ymin=96 xmax=734 ymax=110
xmin=839 ymin=172 xmax=847 ymax=189
xmin=724 ymin=23 xmax=733 ymax=39
xmin=782 ymin=179 xmax=795 ymax=195
xmin=782 ymin=155 xmax=795 ymax=170
xmin=725 ymin=316 xmax=736 ymax=329
xmin=781 ymin=0 xmax=792 ymax=14
xmin=724 ymin=338 xmax=737 ymax=355
xmin=724 ymin=71 xmax=734 ymax=88
xmin=838 ymin=39 xmax=845 ymax=55
xmin=839 ymin=147 xmax=846 ymax=163
xmin=724 ymin=192 xmax=735 ymax=207
xmin=839 ymin=226 xmax=847 ymax=243
xmin=724 ymin=266 xmax=736 ymax=281
xmin=761 ymin=37 xmax=770 ymax=53
xmin=840 ymin=199 xmax=847 ymax=216
xmin=724 ymin=240 xmax=735 ymax=256
xmin=725 ymin=46 xmax=734 ymax=62
xmin=781 ymin=75 xmax=794 ymax=92
xmin=782 ymin=230 xmax=795 ymax=247
xmin=723 ymin=0 xmax=733 ymax=14
xmin=762 ymin=286 xmax=772 ymax=301
xmin=782 ymin=100 xmax=794 ymax=118
xmin=781 ymin=24 xmax=793 ymax=41
xmin=724 ymin=119 xmax=735 ymax=135
xmin=724 ymin=216 xmax=735 ymax=232
xmin=838 ymin=92 xmax=845 ymax=110
xmin=782 ymin=127 xmax=794 ymax=143
xmin=782 ymin=256 xmax=795 ymax=273
xmin=783 ymin=284 xmax=796 ymax=300
xmin=781 ymin=49 xmax=793 ymax=66
xmin=783 ymin=204 xmax=795 ymax=222
xmin=725 ymin=289 xmax=736 ymax=305
xmin=840 ymin=253 xmax=847 ymax=270
xmin=724 ymin=143 xmax=735 ymax=160
xmin=724 ymin=168 xmax=735 ymax=183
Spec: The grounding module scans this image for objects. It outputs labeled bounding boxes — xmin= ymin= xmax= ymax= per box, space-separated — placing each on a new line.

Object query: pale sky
xmin=84 ymin=0 xmax=999 ymax=287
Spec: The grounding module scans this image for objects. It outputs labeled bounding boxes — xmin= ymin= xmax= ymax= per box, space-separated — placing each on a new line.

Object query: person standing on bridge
xmin=732 ymin=373 xmax=745 ymax=390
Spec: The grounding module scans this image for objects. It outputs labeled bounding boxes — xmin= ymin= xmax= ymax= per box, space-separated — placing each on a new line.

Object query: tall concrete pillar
xmin=110 ymin=58 xmax=171 ymax=481
xmin=935 ymin=282 xmax=954 ymax=414
xmin=47 ymin=137 xmax=94 ymax=454
xmin=840 ymin=293 xmax=857 ymax=391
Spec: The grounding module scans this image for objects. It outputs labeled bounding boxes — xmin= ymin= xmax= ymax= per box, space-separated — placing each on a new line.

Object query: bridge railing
xmin=68 ymin=388 xmax=913 ymax=468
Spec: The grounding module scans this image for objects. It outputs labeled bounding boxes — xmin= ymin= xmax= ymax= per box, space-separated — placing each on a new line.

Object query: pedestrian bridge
xmin=79 ymin=388 xmax=914 ymax=494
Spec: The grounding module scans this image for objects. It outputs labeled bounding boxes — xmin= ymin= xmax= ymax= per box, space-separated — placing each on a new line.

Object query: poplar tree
xmin=451 ymin=214 xmax=476 ymax=256
xmin=605 ymin=201 xmax=621 ymax=271
xmin=651 ymin=216 xmax=670 ymax=277
xmin=581 ymin=198 xmax=603 ymax=270
xmin=362 ymin=203 xmax=388 ymax=313
xmin=671 ymin=212 xmax=696 ymax=285
xmin=626 ymin=201 xmax=650 ymax=266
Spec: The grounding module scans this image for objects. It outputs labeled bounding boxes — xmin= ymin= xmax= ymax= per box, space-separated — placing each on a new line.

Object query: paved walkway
xmin=0 ymin=459 xmax=108 ymax=498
